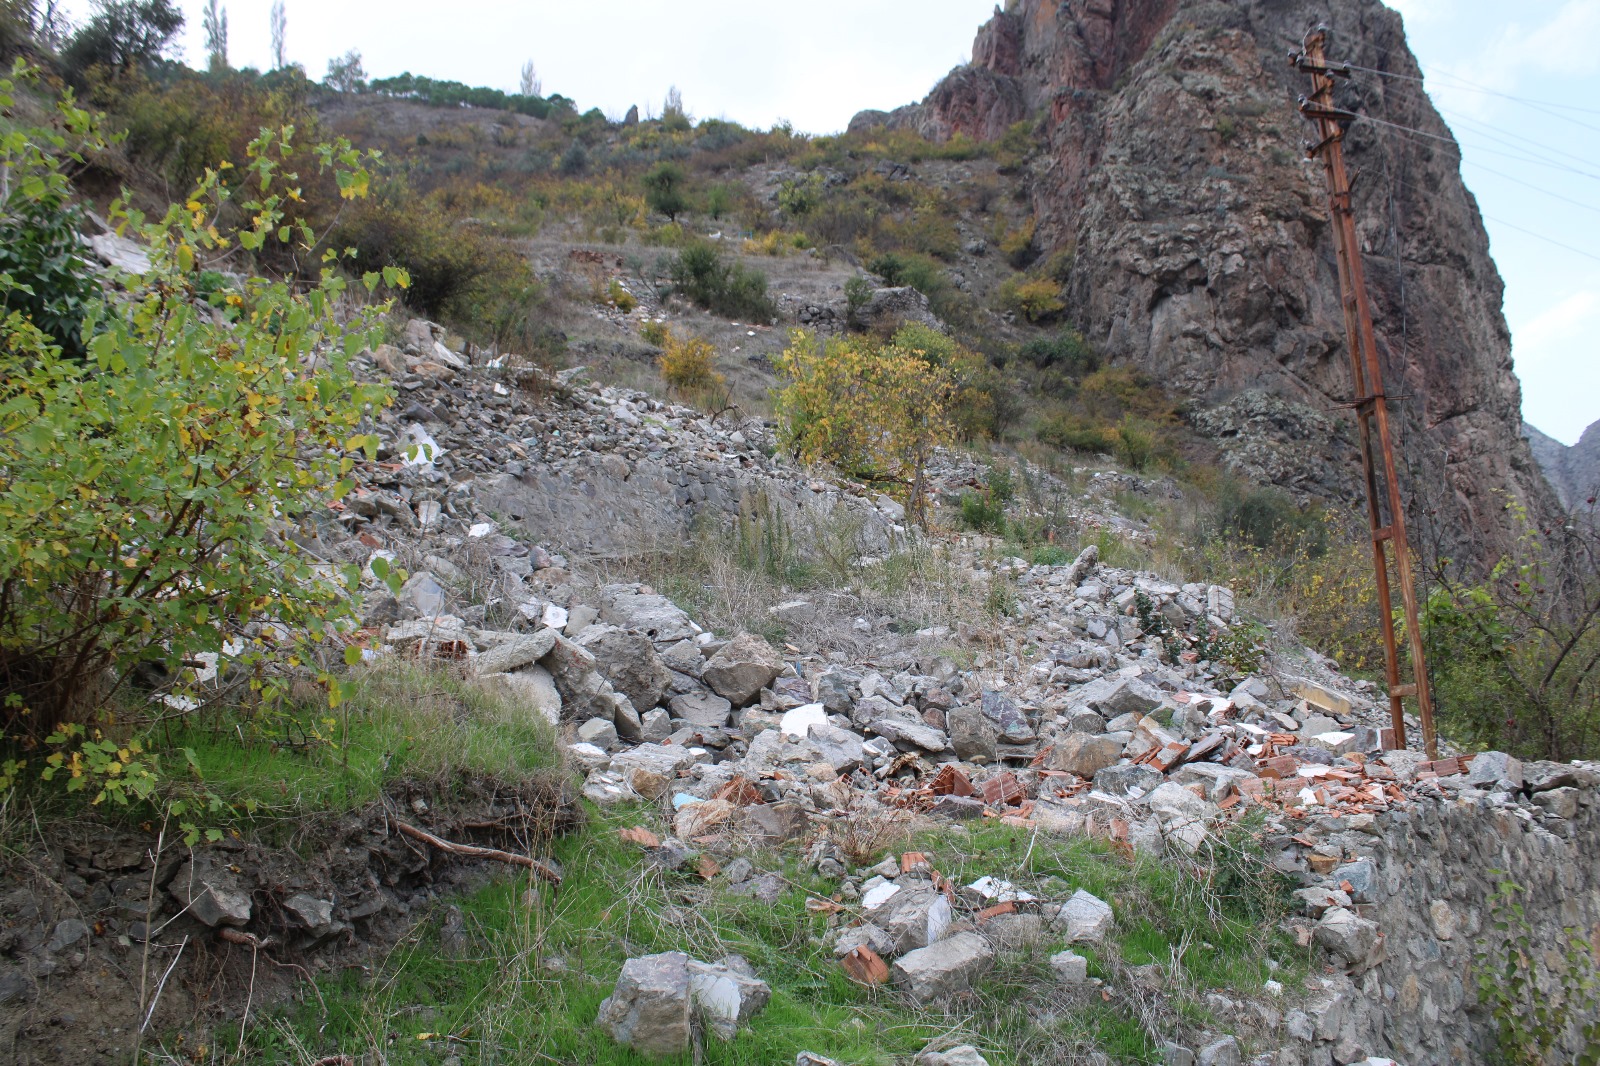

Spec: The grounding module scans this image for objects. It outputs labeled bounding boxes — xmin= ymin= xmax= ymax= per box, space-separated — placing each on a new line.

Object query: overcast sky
xmin=55 ymin=0 xmax=1600 ymax=444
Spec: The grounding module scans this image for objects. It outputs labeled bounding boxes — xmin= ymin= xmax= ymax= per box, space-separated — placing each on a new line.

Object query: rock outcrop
xmin=854 ymin=0 xmax=1560 ymax=570
xmin=1525 ymin=419 xmax=1600 ymax=511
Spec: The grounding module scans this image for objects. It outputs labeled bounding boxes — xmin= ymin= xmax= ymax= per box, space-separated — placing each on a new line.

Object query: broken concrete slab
xmin=891 ymin=931 xmax=995 ymax=1002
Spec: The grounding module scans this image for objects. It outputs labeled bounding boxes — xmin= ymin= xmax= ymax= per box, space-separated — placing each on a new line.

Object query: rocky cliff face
xmin=855 ymin=0 xmax=1559 ymax=569
xmin=1525 ymin=420 xmax=1600 ymax=512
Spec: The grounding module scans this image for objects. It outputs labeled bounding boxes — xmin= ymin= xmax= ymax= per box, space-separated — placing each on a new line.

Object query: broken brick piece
xmin=841 ymin=946 xmax=891 ymax=986
xmin=930 ymin=764 xmax=975 ymax=798
xmin=982 ymin=772 xmax=1026 ymax=807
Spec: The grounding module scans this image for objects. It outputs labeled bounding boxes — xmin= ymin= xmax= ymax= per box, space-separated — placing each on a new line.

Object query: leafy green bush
xmin=999 ymin=274 xmax=1066 ymax=322
xmin=0 ymin=82 xmax=394 ymax=744
xmin=669 ymin=240 xmax=774 ymax=321
xmin=642 ymin=160 xmax=689 ymax=222
xmin=1036 ymin=413 xmax=1117 ymax=454
xmin=1420 ymin=511 xmax=1600 ymax=759
xmin=959 ymin=492 xmax=1006 ymax=534
xmin=0 ymin=189 xmax=97 ymax=359
xmin=339 ymin=184 xmax=529 ymax=327
xmin=1021 ymin=330 xmax=1100 ymax=377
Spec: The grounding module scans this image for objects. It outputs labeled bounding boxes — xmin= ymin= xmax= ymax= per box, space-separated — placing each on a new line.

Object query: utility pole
xmin=1291 ymin=27 xmax=1438 ymax=758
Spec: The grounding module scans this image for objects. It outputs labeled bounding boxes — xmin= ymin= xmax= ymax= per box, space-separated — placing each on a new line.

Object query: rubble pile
xmin=322 ymin=321 xmax=1598 ymax=1064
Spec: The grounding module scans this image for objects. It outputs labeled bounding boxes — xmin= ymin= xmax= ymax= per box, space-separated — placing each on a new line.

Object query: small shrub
xmin=607 ymin=278 xmax=637 ymax=313
xmin=1216 ymin=115 xmax=1238 ymax=142
xmin=844 ymin=275 xmax=872 ymax=324
xmin=1021 ymin=330 xmax=1099 ymax=377
xmin=639 ymin=319 xmax=670 ymax=347
xmin=1000 ymin=275 xmax=1067 ymax=322
xmin=669 ymin=240 xmax=775 ymax=321
xmin=1036 ymin=413 xmax=1118 ymax=454
xmin=959 ymin=492 xmax=1006 ymax=534
xmin=1115 ymin=416 xmax=1158 ymax=471
xmin=642 ymin=161 xmax=689 ymax=222
xmin=999 ymin=215 xmax=1038 ymax=268
xmin=0 ymin=108 xmax=393 ymax=741
xmin=657 ymin=329 xmax=723 ymax=394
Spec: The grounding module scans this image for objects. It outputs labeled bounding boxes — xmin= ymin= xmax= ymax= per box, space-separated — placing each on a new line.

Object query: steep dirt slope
xmin=856 ymin=0 xmax=1559 ymax=570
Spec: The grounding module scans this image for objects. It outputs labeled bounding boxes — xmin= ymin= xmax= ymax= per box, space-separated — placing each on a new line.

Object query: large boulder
xmin=575 ymin=624 xmax=672 ymax=712
xmin=701 ymin=633 xmax=785 ymax=705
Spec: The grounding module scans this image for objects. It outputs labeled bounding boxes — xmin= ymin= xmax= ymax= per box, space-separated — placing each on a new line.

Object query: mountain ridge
xmin=852 ymin=0 xmax=1560 ymax=569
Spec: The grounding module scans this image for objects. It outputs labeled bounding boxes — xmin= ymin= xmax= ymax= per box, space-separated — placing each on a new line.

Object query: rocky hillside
xmin=1525 ymin=419 xmax=1600 ymax=512
xmin=854 ymin=0 xmax=1558 ymax=570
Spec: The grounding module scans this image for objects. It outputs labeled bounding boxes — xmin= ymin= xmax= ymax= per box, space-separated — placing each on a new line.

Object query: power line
xmin=1342 ymin=60 xmax=1600 ymax=120
xmin=1352 ymin=112 xmax=1600 ymax=184
xmin=1458 ymin=159 xmax=1600 ymax=219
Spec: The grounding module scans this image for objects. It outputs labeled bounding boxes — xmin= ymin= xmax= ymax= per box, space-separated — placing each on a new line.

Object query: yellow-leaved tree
xmin=774 ymin=325 xmax=983 ymax=525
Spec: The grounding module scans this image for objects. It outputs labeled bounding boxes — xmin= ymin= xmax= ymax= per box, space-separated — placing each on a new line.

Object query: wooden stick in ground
xmin=395 ymin=821 xmax=562 ymax=884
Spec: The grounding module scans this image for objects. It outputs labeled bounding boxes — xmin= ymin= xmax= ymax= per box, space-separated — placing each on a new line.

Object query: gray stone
xmin=917 ymin=1047 xmax=991 ymax=1066
xmin=1082 ymin=677 xmax=1163 ymax=716
xmin=1164 ymin=1046 xmax=1196 ymax=1066
xmin=981 ymin=912 xmax=1046 ymax=950
xmin=283 ymin=894 xmax=336 ymax=935
xmin=640 ymin=709 xmax=673 ymax=741
xmin=670 ymin=690 xmax=733 ymax=728
xmin=596 ymin=952 xmax=692 ymax=1055
xmin=769 ymin=599 xmax=817 ymax=625
xmin=563 ymin=603 xmax=599 ymax=637
xmin=833 ymin=923 xmax=896 ymax=959
xmin=872 ymin=717 xmax=948 ymax=752
xmin=1048 ymin=733 xmax=1124 ymax=778
xmin=599 ymin=584 xmax=697 ymax=644
xmin=1331 ymin=859 xmax=1378 ymax=903
xmin=948 ymin=705 xmax=998 ymax=762
xmin=400 ymin=570 xmax=448 ymax=616
xmin=891 ymin=931 xmax=996 ymax=1002
xmin=169 ymin=856 xmax=252 ymax=927
xmin=1049 ymin=949 xmax=1089 ymax=984
xmin=567 ymin=742 xmax=611 ymax=773
xmin=472 ymin=629 xmax=558 ymax=675
xmin=575 ymin=624 xmax=673 ymax=712
xmin=980 ymin=690 xmax=1035 ymax=743
xmin=45 ymin=919 xmax=89 ymax=954
xmin=1467 ymin=751 xmax=1524 ymax=791
xmin=1170 ymin=763 xmax=1259 ymax=803
xmin=610 ymin=746 xmax=696 ymax=800
xmin=702 ymin=632 xmax=786 ymax=705
xmin=1301 ymin=714 xmax=1342 ymax=739
xmin=1052 ymin=889 xmax=1114 ymax=943
xmin=808 ymin=723 xmax=866 ymax=773
xmin=1315 ymin=906 xmax=1380 ymax=966
xmin=880 ymin=886 xmax=955 ymax=953
xmin=1093 ymin=762 xmax=1164 ymax=797
xmin=475 ymin=665 xmax=562 ymax=727
xmin=1145 ymin=782 xmax=1217 ymax=853
xmin=685 ymin=955 xmax=771 ymax=1040
xmin=1533 ymin=786 xmax=1580 ymax=818
xmin=1066 ymin=707 xmax=1107 ymax=734
xmin=1197 ymin=1037 xmax=1241 ymax=1066
xmin=578 ymin=717 xmax=618 ymax=748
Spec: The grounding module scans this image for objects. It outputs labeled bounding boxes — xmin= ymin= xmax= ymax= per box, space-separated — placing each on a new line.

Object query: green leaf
xmin=344 ymin=644 xmax=363 ymax=667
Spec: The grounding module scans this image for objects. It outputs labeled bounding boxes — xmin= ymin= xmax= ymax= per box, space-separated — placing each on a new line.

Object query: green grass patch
xmin=165 ymin=663 xmax=561 ymax=823
xmin=254 ymin=803 xmax=941 ymax=1064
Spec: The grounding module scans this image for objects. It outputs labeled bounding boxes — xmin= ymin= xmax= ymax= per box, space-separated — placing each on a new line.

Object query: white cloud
xmin=1426 ymin=0 xmax=1600 ymax=118
xmin=1514 ymin=289 xmax=1600 ymax=361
